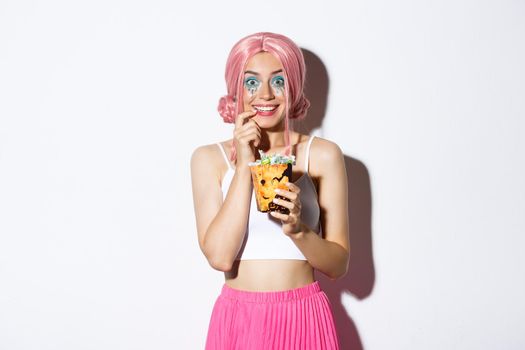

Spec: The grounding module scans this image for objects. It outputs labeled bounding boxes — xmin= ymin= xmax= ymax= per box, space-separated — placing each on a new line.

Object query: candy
xmin=249 ymin=150 xmax=295 ymax=214
xmin=248 ymin=150 xmax=296 ymax=166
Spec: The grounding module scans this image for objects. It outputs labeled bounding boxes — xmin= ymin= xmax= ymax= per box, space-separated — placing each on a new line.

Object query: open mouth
xmin=253 ymin=105 xmax=278 ymax=112
xmin=253 ymin=104 xmax=279 ymax=116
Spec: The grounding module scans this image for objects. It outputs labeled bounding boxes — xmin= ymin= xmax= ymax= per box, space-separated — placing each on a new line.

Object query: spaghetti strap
xmin=216 ymin=143 xmax=233 ymax=170
xmin=304 ymin=135 xmax=316 ymax=174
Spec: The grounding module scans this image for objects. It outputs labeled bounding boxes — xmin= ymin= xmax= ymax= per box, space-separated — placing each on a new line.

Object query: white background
xmin=1 ymin=0 xmax=524 ymax=349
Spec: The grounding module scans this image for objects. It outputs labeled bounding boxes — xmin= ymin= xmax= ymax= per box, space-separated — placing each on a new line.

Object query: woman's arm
xmin=272 ymin=138 xmax=350 ymax=279
xmin=191 ymin=109 xmax=260 ymax=272
xmin=191 ymin=145 xmax=252 ymax=272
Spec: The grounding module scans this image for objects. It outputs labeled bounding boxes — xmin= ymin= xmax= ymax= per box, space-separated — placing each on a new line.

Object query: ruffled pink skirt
xmin=205 ymin=281 xmax=339 ymax=350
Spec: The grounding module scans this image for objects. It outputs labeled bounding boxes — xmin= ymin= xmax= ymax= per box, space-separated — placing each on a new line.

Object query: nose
xmin=259 ymin=80 xmax=274 ymax=100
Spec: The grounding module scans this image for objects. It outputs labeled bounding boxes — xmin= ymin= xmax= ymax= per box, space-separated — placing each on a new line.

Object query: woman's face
xmin=242 ymin=52 xmax=286 ymax=129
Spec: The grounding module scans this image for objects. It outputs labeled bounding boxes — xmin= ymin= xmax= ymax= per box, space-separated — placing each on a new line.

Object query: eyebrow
xmin=244 ymin=69 xmax=283 ymax=76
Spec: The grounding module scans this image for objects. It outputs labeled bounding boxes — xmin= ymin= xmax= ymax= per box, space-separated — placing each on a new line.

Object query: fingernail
xmin=273 ymin=198 xmax=279 ymax=204
xmin=275 ymin=189 xmax=281 ymax=193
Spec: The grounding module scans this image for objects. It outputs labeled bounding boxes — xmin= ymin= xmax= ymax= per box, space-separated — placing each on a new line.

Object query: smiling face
xmin=242 ymin=52 xmax=287 ymax=129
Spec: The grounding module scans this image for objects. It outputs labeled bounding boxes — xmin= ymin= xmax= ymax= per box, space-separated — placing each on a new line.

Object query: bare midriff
xmin=224 ymin=259 xmax=315 ymax=291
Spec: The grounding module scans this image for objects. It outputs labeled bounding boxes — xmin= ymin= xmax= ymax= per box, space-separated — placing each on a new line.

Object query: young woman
xmin=191 ymin=32 xmax=350 ymax=349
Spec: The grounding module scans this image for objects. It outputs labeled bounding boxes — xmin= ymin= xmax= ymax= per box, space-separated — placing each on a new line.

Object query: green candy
xmin=248 ymin=149 xmax=296 ymax=167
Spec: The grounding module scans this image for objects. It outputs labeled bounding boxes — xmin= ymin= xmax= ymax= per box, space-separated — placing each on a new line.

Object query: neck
xmin=258 ymin=129 xmax=295 ymax=152
xmin=264 ymin=129 xmax=285 ymax=147
xmin=254 ymin=116 xmax=284 ymax=150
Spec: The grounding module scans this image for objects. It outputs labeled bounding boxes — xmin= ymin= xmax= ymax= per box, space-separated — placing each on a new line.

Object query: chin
xmin=256 ymin=116 xmax=284 ymax=128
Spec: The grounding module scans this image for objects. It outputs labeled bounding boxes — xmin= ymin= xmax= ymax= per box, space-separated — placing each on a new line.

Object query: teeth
xmin=254 ymin=106 xmax=277 ymax=111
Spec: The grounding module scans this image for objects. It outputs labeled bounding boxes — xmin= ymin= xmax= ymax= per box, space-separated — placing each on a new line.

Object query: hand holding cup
xmin=270 ymin=182 xmax=303 ymax=236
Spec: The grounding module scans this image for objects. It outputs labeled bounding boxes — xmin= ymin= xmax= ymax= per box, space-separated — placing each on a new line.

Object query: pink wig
xmin=217 ymin=32 xmax=310 ymax=161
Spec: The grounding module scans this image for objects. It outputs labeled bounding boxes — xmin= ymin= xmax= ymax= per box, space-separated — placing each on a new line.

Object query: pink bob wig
xmin=217 ymin=32 xmax=310 ymax=160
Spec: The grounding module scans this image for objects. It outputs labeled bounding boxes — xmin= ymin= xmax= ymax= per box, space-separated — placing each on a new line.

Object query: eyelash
xmin=244 ymin=78 xmax=260 ymax=88
xmin=244 ymin=76 xmax=285 ymax=90
xmin=271 ymin=76 xmax=285 ymax=88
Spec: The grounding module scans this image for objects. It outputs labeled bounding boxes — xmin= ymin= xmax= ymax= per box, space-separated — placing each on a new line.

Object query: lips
xmin=253 ymin=104 xmax=279 ymax=116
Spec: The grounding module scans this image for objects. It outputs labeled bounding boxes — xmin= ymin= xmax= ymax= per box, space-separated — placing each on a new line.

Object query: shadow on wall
xmin=295 ymin=49 xmax=376 ymax=350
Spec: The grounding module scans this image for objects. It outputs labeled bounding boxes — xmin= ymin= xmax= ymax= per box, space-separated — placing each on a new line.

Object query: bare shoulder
xmin=306 ymin=136 xmax=345 ymax=183
xmin=191 ymin=140 xmax=233 ymax=180
xmin=190 ymin=144 xmax=212 ymax=172
xmin=310 ymin=137 xmax=344 ymax=167
xmin=191 ymin=143 xmax=217 ymax=164
xmin=191 ymin=140 xmax=230 ymax=163
xmin=191 ymin=143 xmax=221 ymax=176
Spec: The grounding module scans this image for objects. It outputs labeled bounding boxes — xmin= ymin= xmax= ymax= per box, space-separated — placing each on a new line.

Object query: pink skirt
xmin=205 ymin=281 xmax=339 ymax=350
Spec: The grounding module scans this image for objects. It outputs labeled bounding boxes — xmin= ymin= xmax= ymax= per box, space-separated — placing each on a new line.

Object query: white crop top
xmin=217 ymin=135 xmax=321 ymax=260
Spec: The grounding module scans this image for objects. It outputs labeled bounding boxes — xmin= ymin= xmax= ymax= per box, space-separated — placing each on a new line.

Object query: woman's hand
xmin=233 ymin=110 xmax=260 ymax=167
xmin=270 ymin=182 xmax=303 ymax=236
